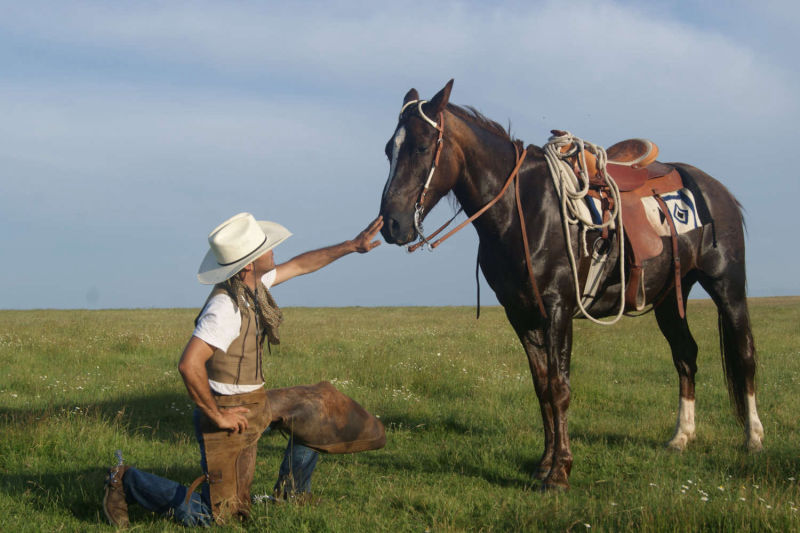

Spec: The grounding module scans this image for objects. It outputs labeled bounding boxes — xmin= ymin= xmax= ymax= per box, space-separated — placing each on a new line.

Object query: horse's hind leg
xmin=699 ymin=273 xmax=764 ymax=451
xmin=654 ymin=284 xmax=699 ymax=451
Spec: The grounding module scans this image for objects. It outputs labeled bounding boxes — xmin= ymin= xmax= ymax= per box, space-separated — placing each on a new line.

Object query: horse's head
xmin=379 ymin=79 xmax=456 ymax=245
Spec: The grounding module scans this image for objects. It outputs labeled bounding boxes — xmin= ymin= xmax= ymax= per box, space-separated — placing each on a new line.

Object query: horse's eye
xmin=416 ymin=145 xmax=429 ymax=154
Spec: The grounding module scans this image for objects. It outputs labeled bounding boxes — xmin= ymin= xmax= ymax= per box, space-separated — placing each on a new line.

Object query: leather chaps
xmin=195 ymin=381 xmax=385 ymax=523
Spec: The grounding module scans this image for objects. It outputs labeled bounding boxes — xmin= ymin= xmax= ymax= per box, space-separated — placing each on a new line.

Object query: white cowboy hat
xmin=197 ymin=212 xmax=291 ymax=284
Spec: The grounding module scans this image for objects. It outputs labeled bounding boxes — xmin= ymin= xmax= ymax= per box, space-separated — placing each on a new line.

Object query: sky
xmin=1 ymin=0 xmax=798 ymax=310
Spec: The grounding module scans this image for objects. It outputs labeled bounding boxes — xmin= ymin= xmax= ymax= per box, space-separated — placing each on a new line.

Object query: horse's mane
xmin=446 ymin=103 xmax=525 ymax=151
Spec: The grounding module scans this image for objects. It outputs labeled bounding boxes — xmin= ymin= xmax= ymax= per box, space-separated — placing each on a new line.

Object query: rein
xmin=401 ymin=101 xmax=547 ymax=317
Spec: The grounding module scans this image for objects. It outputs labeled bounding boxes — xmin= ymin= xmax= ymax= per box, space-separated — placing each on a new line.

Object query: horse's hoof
xmin=534 ymin=467 xmax=550 ymax=481
xmin=539 ymin=481 xmax=569 ymax=492
xmin=666 ymin=436 xmax=689 ymax=452
xmin=747 ymin=438 xmax=764 ymax=453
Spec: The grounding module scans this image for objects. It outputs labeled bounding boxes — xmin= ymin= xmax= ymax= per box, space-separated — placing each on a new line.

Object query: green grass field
xmin=1 ymin=298 xmax=798 ymax=531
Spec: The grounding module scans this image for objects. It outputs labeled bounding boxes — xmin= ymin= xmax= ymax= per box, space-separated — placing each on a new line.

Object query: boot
xmin=103 ymin=457 xmax=130 ymax=528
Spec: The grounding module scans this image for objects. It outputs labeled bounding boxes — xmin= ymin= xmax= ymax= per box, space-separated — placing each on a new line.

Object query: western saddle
xmin=554 ymin=131 xmax=687 ymax=317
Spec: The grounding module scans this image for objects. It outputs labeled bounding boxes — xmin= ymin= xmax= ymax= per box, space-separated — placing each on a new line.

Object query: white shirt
xmin=193 ymin=269 xmax=277 ymax=395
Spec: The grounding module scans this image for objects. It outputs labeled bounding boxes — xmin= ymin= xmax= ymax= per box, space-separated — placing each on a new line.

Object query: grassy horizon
xmin=1 ymin=297 xmax=798 ymax=531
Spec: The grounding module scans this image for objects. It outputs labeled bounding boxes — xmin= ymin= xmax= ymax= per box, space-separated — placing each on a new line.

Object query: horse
xmin=377 ymin=79 xmax=764 ymax=490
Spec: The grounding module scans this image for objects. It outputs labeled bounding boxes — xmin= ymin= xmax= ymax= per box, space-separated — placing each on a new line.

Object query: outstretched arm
xmin=178 ymin=336 xmax=249 ymax=433
xmin=273 ymin=215 xmax=383 ymax=286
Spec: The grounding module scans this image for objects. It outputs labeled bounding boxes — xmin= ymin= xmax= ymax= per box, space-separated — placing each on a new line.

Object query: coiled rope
xmin=542 ymin=131 xmax=626 ymax=325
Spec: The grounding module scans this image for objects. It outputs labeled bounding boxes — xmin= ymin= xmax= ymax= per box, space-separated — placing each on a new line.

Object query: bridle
xmin=397 ymin=99 xmax=449 ymax=250
xmin=397 ymin=100 xmax=547 ymax=317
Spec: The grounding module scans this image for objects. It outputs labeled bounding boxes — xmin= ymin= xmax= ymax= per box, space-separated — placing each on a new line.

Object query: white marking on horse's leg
xmin=667 ymin=397 xmax=696 ymax=451
xmin=382 ymin=126 xmax=406 ymax=202
xmin=745 ymin=393 xmax=764 ymax=452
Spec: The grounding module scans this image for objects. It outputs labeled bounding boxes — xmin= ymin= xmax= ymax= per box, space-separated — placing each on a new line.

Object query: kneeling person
xmin=103 ymin=212 xmax=385 ymax=527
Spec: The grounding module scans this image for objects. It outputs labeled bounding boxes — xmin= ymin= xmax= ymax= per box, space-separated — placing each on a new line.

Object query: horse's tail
xmin=717 ymin=308 xmax=751 ymax=425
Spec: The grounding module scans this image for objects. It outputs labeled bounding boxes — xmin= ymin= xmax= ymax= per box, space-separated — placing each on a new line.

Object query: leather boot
xmin=103 ymin=464 xmax=130 ymax=528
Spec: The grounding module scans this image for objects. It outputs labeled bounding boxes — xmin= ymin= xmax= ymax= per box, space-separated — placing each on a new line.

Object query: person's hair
xmin=223 ymin=274 xmax=283 ymax=344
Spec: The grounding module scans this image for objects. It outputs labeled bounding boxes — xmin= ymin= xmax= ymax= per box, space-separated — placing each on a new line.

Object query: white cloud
xmin=0 ymin=0 xmax=798 ymax=308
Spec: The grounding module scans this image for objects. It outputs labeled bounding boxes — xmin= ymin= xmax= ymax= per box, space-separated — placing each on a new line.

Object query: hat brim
xmin=197 ymin=221 xmax=292 ymax=284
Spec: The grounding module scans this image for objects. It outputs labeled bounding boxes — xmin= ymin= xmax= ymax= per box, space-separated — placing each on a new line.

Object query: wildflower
xmin=740 ymin=497 xmax=746 ymax=502
xmin=701 ymin=496 xmax=709 ymax=502
xmin=717 ymin=486 xmax=724 ymax=491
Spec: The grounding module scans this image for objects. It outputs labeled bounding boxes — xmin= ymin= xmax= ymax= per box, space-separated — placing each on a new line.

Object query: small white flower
xmin=740 ymin=497 xmax=746 ymax=502
xmin=701 ymin=496 xmax=709 ymax=502
xmin=717 ymin=486 xmax=725 ymax=491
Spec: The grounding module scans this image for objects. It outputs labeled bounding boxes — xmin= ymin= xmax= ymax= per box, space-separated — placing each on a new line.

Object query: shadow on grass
xmin=0 ymin=465 xmax=205 ymax=527
xmin=0 ymin=391 xmax=195 ymax=443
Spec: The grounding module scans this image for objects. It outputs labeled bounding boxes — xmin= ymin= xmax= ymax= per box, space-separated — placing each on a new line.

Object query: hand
xmin=352 ymin=216 xmax=384 ymax=253
xmin=211 ymin=406 xmax=250 ymax=433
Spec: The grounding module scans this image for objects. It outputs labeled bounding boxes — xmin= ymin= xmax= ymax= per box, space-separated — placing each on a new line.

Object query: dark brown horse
xmin=378 ymin=79 xmax=764 ymax=490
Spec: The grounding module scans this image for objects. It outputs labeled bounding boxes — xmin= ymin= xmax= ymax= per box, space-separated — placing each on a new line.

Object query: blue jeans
xmin=121 ymin=411 xmax=318 ymax=526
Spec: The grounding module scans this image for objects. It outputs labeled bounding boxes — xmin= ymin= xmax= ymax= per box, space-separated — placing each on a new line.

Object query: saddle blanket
xmin=585 ymin=188 xmax=703 ymax=236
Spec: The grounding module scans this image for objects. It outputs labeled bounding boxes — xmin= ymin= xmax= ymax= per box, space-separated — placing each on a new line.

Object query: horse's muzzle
xmin=380 ymin=212 xmax=416 ymax=245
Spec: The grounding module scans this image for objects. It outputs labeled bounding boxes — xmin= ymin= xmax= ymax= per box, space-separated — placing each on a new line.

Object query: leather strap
xmin=184 ymin=474 xmax=207 ymax=506
xmin=513 ymin=146 xmax=547 ymax=318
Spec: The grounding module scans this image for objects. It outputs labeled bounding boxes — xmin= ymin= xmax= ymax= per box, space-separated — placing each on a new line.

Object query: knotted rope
xmin=542 ymin=131 xmax=626 ymax=325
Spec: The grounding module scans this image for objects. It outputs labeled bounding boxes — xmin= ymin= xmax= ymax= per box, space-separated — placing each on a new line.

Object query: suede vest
xmin=202 ymin=286 xmax=265 ymax=386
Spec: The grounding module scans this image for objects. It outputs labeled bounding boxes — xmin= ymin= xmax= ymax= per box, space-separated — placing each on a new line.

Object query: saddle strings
xmin=543 ymin=131 xmax=626 ymax=326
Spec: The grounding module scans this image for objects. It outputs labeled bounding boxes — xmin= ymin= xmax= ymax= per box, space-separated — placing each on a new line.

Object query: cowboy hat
xmin=197 ymin=212 xmax=291 ymax=284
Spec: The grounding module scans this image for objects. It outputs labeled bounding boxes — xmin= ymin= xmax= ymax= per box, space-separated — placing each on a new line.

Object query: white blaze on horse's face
xmin=382 ymin=125 xmax=406 ymax=203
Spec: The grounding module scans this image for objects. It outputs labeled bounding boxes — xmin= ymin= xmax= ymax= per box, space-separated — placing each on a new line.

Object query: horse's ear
xmin=403 ymin=88 xmax=420 ymax=105
xmin=426 ymin=79 xmax=454 ymax=115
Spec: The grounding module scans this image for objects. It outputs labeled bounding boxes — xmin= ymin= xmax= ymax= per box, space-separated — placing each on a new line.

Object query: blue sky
xmin=1 ymin=0 xmax=798 ymax=309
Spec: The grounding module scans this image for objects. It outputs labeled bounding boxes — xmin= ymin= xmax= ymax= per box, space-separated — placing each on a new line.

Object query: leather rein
xmin=401 ymin=100 xmax=547 ymax=317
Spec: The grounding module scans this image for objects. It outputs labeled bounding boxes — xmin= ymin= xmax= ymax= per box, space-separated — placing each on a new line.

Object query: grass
xmin=0 ymin=298 xmax=798 ymax=531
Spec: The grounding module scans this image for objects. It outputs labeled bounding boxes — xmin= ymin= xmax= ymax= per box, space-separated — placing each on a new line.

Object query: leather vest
xmin=202 ymin=286 xmax=265 ymax=386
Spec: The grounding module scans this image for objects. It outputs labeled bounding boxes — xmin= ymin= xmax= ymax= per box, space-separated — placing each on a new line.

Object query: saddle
xmin=556 ymin=132 xmax=686 ymax=316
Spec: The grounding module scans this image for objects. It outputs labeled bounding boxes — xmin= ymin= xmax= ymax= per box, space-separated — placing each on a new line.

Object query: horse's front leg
xmin=517 ymin=326 xmax=554 ymax=481
xmin=516 ymin=307 xmax=574 ymax=490
xmin=541 ymin=306 xmax=574 ymax=490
